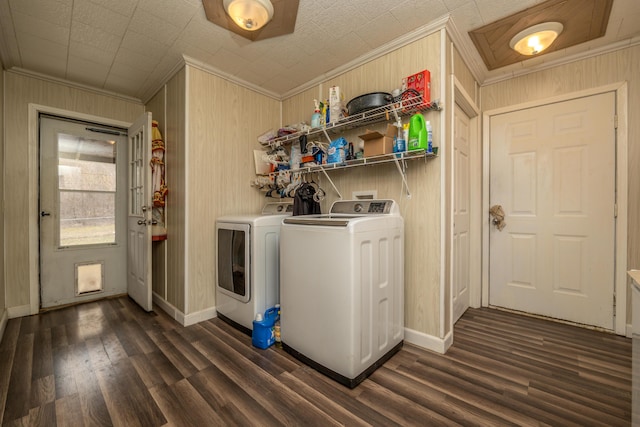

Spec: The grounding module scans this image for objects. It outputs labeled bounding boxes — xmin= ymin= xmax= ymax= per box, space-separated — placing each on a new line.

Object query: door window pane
xmin=58 ymin=134 xmax=117 ymax=246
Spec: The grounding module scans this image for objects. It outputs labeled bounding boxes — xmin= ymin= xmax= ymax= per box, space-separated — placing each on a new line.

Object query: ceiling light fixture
xmin=509 ymin=22 xmax=564 ymax=56
xmin=223 ymin=0 xmax=274 ymax=31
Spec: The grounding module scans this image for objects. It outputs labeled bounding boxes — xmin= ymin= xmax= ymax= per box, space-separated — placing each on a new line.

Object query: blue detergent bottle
xmin=252 ymin=306 xmax=278 ymax=349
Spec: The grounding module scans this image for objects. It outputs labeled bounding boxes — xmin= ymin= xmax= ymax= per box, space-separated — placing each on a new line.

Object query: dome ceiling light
xmin=202 ymin=0 xmax=298 ymax=42
xmin=223 ymin=0 xmax=274 ymax=32
xmin=468 ymin=0 xmax=613 ymax=70
xmin=510 ymin=22 xmax=564 ymax=56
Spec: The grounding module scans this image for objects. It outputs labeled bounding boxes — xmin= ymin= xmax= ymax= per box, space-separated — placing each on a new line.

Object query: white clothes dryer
xmin=215 ymin=202 xmax=292 ymax=334
xmin=279 ymin=199 xmax=404 ymax=388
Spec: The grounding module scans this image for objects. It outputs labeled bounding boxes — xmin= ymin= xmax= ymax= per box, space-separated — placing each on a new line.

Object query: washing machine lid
xmin=283 ymin=199 xmax=400 ymax=227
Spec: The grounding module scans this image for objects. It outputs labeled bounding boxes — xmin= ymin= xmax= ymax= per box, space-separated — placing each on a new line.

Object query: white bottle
xmin=426 ymin=120 xmax=433 ymax=152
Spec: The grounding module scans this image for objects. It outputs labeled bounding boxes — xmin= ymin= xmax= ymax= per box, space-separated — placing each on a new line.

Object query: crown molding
xmin=444 ymin=18 xmax=488 ymax=85
xmin=5 ymin=67 xmax=143 ymax=104
xmin=181 ymin=54 xmax=281 ymax=100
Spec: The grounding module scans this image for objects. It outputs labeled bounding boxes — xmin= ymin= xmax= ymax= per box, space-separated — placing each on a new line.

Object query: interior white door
xmin=127 ymin=112 xmax=153 ymax=311
xmin=39 ymin=116 xmax=128 ymax=308
xmin=453 ymin=103 xmax=471 ymax=323
xmin=489 ymin=92 xmax=616 ymax=329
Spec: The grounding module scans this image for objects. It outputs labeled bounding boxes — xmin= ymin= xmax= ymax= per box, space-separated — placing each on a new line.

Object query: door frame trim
xmin=28 ymin=103 xmax=132 ymax=314
xmin=450 ymin=75 xmax=482 ymax=327
xmin=481 ymin=83 xmax=629 ymax=335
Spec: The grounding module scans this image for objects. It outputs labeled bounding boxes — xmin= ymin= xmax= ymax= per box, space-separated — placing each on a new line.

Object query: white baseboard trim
xmin=183 ymin=307 xmax=217 ymax=327
xmin=0 ymin=309 xmax=8 ymax=344
xmin=7 ymin=304 xmax=31 ymax=319
xmin=626 ymin=322 xmax=633 ymax=338
xmin=152 ymin=293 xmax=217 ymax=327
xmin=152 ymin=293 xmax=186 ymax=325
xmin=404 ymin=327 xmax=453 ymax=354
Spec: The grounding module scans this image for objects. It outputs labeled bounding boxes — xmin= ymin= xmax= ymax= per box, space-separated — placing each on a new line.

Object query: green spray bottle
xmin=408 ymin=113 xmax=427 ymax=151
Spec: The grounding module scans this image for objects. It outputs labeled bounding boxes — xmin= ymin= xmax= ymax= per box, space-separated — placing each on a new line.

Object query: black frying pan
xmin=346 ymin=92 xmax=392 ymax=116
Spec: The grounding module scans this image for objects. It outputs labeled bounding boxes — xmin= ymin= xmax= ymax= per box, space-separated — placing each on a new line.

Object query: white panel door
xmin=489 ymin=92 xmax=616 ymax=329
xmin=453 ymin=104 xmax=471 ymax=323
xmin=127 ymin=112 xmax=153 ymax=311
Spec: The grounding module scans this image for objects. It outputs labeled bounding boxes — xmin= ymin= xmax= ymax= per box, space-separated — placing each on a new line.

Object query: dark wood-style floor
xmin=0 ymin=296 xmax=631 ymax=426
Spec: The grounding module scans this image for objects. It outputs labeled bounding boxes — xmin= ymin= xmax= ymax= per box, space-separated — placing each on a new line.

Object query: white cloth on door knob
xmin=489 ymin=205 xmax=506 ymax=231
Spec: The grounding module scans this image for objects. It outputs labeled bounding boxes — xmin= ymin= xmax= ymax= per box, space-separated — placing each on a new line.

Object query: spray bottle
xmin=311 ymin=99 xmax=321 ymax=128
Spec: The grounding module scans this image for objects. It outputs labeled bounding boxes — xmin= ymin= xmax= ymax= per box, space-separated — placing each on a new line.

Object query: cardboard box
xmin=402 ymin=69 xmax=431 ymax=109
xmin=359 ymin=124 xmax=396 ymax=157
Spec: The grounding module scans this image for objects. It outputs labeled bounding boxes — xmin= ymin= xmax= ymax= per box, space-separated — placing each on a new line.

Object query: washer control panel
xmin=330 ymin=199 xmax=398 ymax=215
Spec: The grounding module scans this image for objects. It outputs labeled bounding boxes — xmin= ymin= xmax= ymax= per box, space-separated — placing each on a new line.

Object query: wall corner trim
xmin=7 ymin=304 xmax=31 ymax=319
xmin=152 ymin=293 xmax=217 ymax=327
xmin=404 ymin=327 xmax=452 ymax=354
xmin=0 ymin=310 xmax=8 ymax=344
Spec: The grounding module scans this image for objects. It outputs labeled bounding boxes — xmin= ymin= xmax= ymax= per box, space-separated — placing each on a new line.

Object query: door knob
xmin=489 ymin=204 xmax=506 ymax=231
xmin=137 ymin=219 xmax=147 ymax=225
xmin=40 ymin=211 xmax=51 ymax=217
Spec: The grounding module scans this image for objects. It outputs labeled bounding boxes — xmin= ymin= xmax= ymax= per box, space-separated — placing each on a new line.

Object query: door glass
xmin=129 ymin=131 xmax=143 ymax=216
xmin=58 ymin=133 xmax=117 ymax=247
xmin=218 ymin=229 xmax=247 ymax=297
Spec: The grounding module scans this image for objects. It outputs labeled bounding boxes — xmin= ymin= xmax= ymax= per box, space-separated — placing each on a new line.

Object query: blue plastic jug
xmin=252 ymin=306 xmax=278 ymax=349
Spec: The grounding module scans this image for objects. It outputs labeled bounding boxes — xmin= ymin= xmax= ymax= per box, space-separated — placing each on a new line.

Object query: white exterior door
xmin=453 ymin=104 xmax=471 ymax=323
xmin=127 ymin=112 xmax=153 ymax=311
xmin=489 ymin=92 xmax=616 ymax=329
xmin=39 ymin=116 xmax=127 ymax=308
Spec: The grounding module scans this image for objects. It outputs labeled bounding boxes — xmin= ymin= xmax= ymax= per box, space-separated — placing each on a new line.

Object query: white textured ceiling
xmin=0 ymin=0 xmax=639 ymax=102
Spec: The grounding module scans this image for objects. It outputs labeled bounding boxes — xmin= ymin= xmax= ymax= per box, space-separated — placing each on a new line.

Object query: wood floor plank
xmin=355 ymin=379 xmax=464 ymax=426
xmin=149 ymin=378 xmax=227 ymax=426
xmin=3 ymin=331 xmax=34 ymax=422
xmin=73 ymin=362 xmax=114 ymax=426
xmin=94 ymin=359 xmax=166 ymax=427
xmin=130 ymin=350 xmax=184 ymax=388
xmin=31 ymin=328 xmax=53 ymax=381
xmin=188 ymin=365 xmax=283 ymax=427
xmin=55 ymin=394 xmax=85 ymax=427
xmin=192 ymin=331 xmax=342 ymax=425
xmin=0 ymin=300 xmax=631 ymax=426
xmin=0 ymin=318 xmax=21 ymax=425
xmin=162 ymin=328 xmax=211 ymax=371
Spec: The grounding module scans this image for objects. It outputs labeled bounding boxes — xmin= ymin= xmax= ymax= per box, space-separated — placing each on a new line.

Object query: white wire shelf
xmin=262 ymin=96 xmax=441 ymax=148
xmin=266 ymin=149 xmax=437 ymax=177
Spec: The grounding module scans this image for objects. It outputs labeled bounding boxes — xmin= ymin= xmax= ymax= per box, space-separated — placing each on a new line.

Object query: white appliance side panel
xmin=393 ymin=232 xmax=405 ymax=342
xmin=280 ymin=227 xmax=355 ymax=376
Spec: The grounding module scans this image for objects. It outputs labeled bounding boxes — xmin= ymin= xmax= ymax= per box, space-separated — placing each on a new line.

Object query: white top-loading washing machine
xmin=279 ymin=199 xmax=404 ymax=388
xmin=215 ymin=202 xmax=293 ymax=334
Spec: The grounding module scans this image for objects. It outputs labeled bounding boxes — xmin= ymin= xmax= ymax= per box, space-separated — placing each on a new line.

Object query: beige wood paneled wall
xmin=480 ymin=45 xmax=640 ymax=323
xmin=165 ymin=69 xmax=187 ymax=313
xmin=282 ymin=32 xmax=444 ymax=338
xmin=186 ymin=66 xmax=280 ymax=314
xmin=452 ymin=46 xmax=477 ymax=105
xmin=3 ymin=71 xmax=144 ymax=309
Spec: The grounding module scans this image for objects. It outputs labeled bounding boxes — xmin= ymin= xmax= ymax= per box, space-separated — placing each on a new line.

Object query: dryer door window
xmin=217 ymin=223 xmax=251 ymax=302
